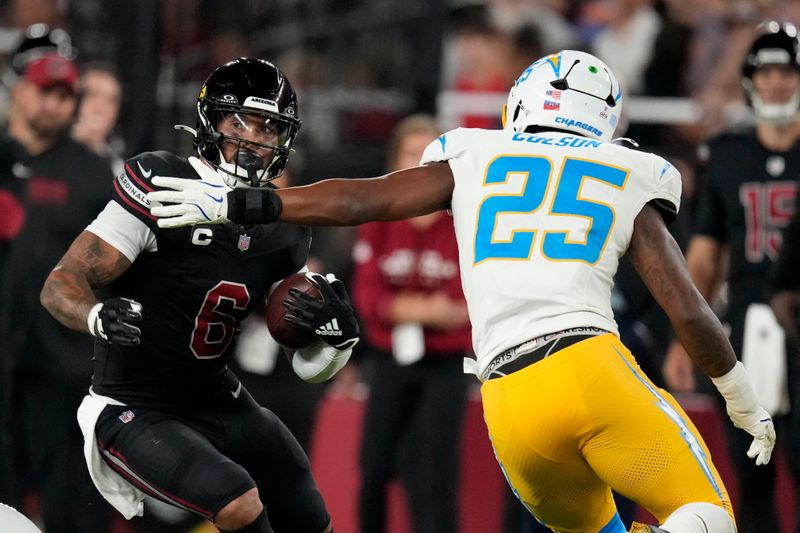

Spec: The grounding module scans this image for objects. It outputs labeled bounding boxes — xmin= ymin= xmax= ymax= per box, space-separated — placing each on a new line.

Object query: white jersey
xmin=420 ymin=128 xmax=681 ymax=375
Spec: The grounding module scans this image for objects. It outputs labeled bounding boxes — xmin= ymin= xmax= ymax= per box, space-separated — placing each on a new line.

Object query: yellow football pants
xmin=481 ymin=333 xmax=733 ymax=532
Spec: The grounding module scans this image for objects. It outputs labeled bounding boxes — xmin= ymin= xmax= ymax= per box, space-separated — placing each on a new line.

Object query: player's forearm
xmin=40 ymin=266 xmax=97 ymax=333
xmin=637 ymin=248 xmax=737 ymax=377
xmin=40 ymin=231 xmax=132 ymax=334
xmin=630 ymin=206 xmax=736 ymax=377
xmin=277 ymin=179 xmax=382 ymax=226
xmin=227 ymin=165 xmax=452 ymax=227
xmin=227 ymin=179 xmax=376 ymax=226
xmin=668 ymin=301 xmax=737 ymax=378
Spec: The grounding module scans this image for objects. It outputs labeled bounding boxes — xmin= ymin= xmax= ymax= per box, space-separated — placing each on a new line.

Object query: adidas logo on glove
xmin=316 ymin=319 xmax=343 ymax=336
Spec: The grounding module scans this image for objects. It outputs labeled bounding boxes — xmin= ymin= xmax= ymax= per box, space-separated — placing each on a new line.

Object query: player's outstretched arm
xmin=149 ymin=162 xmax=455 ymax=227
xmin=41 ymin=231 xmax=142 ymax=345
xmin=629 ymin=204 xmax=775 ymax=465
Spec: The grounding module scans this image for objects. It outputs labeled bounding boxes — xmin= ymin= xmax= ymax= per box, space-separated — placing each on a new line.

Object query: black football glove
xmin=88 ymin=297 xmax=143 ymax=346
xmin=283 ymin=274 xmax=360 ymax=350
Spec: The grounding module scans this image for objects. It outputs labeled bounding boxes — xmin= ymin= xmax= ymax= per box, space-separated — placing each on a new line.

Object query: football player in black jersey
xmin=662 ymin=22 xmax=800 ymax=532
xmin=39 ymin=58 xmax=359 ymax=533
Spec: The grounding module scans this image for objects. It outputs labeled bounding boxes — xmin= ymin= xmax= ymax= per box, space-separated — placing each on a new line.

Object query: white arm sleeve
xmin=291 ymin=341 xmax=352 ymax=383
xmin=85 ymin=201 xmax=157 ymax=262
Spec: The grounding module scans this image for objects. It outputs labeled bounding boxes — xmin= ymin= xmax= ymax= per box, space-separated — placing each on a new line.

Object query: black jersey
xmin=92 ymin=151 xmax=310 ymax=407
xmin=0 ymin=134 xmax=113 ymax=380
xmin=695 ymin=129 xmax=800 ymax=330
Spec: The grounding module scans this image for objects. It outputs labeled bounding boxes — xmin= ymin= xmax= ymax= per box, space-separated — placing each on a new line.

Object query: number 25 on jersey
xmin=474 ymin=155 xmax=628 ymax=265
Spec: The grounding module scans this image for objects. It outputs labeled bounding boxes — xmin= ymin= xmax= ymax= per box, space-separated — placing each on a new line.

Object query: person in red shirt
xmin=352 ymin=115 xmax=472 ymax=533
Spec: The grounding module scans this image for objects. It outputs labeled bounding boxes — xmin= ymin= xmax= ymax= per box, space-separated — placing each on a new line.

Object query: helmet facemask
xmin=198 ymin=105 xmax=298 ymax=188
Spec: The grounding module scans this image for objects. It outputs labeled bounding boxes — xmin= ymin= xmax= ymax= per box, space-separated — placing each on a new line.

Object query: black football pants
xmin=358 ymin=352 xmax=470 ymax=533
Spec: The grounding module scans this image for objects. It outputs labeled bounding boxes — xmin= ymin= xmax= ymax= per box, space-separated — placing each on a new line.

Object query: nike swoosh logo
xmin=137 ymin=161 xmax=152 ymax=179
xmin=231 ymin=382 xmax=242 ymax=399
xmin=204 ymin=192 xmax=224 ymax=203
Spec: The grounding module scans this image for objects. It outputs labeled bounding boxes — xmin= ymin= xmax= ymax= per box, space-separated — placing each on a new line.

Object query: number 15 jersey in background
xmin=421 ymin=128 xmax=681 ymax=376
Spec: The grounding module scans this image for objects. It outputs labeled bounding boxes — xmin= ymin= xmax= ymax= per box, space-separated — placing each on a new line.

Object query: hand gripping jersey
xmin=89 ymin=151 xmax=310 ymax=406
xmin=421 ymin=128 xmax=681 ymax=376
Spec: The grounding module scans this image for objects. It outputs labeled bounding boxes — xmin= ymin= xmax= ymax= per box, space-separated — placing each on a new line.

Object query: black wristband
xmin=227 ymin=188 xmax=283 ymax=224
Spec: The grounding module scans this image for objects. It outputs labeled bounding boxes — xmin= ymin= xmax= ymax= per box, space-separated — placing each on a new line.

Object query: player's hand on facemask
xmin=147 ymin=157 xmax=232 ymax=228
xmin=283 ymin=273 xmax=360 ymax=351
xmin=88 ymin=297 xmax=143 ymax=346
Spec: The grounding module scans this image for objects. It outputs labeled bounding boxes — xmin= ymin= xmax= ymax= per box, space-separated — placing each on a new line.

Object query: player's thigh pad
xmin=218 ymin=396 xmax=330 ymax=532
xmin=481 ymin=334 xmax=733 ymax=531
xmin=95 ymin=405 xmax=255 ymax=521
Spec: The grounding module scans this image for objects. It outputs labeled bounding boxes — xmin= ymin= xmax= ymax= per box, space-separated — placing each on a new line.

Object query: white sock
xmin=660 ymin=502 xmax=735 ymax=533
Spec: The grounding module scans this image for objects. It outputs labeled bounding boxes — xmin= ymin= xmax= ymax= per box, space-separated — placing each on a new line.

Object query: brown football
xmin=266 ymin=272 xmax=321 ymax=349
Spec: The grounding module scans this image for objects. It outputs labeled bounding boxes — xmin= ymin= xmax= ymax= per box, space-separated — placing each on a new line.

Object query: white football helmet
xmin=503 ymin=50 xmax=622 ymax=142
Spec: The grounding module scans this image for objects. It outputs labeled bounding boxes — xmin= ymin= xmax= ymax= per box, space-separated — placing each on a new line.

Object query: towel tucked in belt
xmin=76 ymin=391 xmax=145 ymax=519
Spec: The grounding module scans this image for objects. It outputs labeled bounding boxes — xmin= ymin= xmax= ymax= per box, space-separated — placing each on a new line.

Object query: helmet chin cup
xmin=235 ymin=151 xmax=264 ymax=187
xmin=749 ymin=89 xmax=800 ymax=124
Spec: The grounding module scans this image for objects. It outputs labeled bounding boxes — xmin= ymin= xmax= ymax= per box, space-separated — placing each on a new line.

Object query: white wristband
xmin=87 ymin=302 xmax=105 ymax=339
xmin=710 ymin=361 xmax=760 ymax=415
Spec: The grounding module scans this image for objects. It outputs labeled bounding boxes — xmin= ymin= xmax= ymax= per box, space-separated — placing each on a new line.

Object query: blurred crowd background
xmin=0 ymin=0 xmax=799 ymax=532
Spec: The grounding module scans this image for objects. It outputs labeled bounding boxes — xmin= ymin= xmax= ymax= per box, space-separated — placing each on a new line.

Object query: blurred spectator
xmin=0 ymin=53 xmax=114 ymax=531
xmin=353 ymin=114 xmax=472 ymax=533
xmin=663 ymin=22 xmax=800 ymax=532
xmin=489 ymin=0 xmax=580 ymax=52
xmin=447 ymin=6 xmax=510 ymax=129
xmin=72 ymin=61 xmax=124 ymax=175
xmin=772 ymin=204 xmax=800 ymax=343
xmin=591 ymin=0 xmax=662 ymax=96
xmin=0 ymin=22 xmax=76 ymax=126
xmin=10 ymin=0 xmax=65 ymax=31
xmin=10 ymin=22 xmax=75 ymax=75
xmin=770 ymin=180 xmax=800 ymax=497
xmin=505 ymin=25 xmax=544 ymax=87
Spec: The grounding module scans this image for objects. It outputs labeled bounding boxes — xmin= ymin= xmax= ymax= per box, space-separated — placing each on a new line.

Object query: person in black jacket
xmin=0 ymin=54 xmax=115 ymax=532
xmin=770 ymin=191 xmax=800 ymax=491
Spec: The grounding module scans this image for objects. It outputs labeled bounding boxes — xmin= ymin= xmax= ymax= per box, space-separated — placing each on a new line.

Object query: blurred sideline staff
xmin=352 ymin=114 xmax=472 ymax=533
xmin=0 ymin=52 xmax=114 ymax=532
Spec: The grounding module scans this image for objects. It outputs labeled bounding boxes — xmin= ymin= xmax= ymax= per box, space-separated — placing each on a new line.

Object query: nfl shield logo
xmin=118 ymin=410 xmax=135 ymax=424
xmin=238 ymin=234 xmax=251 ymax=252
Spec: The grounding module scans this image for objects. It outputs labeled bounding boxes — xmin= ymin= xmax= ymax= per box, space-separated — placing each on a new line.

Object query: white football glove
xmin=146 ymin=157 xmax=232 ymax=228
xmin=711 ymin=361 xmax=776 ymax=466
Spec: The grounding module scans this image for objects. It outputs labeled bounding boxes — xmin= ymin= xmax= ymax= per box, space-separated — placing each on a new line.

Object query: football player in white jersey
xmin=148 ymin=50 xmax=775 ymax=533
